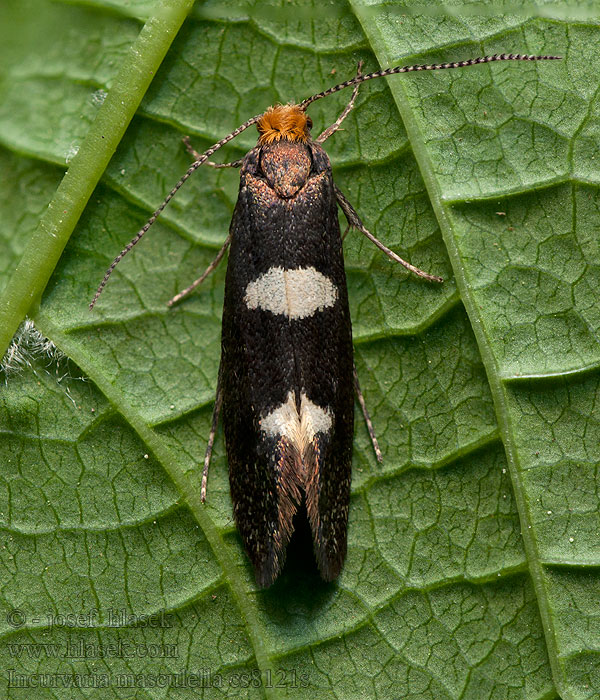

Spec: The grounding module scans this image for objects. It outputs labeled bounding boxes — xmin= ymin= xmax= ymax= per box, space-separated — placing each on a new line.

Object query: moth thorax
xmin=260 ymin=140 xmax=311 ymax=198
xmin=257 ymin=104 xmax=310 ymax=144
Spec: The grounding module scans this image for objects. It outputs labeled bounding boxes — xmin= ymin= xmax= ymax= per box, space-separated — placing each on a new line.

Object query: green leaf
xmin=0 ymin=1 xmax=598 ymax=698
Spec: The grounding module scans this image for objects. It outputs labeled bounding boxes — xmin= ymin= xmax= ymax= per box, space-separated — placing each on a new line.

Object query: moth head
xmin=257 ymin=104 xmax=312 ymax=145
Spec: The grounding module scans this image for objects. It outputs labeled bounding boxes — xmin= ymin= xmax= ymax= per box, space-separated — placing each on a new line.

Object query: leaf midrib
xmin=348 ymin=8 xmax=565 ymax=696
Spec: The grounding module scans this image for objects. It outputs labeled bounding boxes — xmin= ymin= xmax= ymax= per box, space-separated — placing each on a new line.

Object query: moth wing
xmin=220 ymin=142 xmax=354 ymax=586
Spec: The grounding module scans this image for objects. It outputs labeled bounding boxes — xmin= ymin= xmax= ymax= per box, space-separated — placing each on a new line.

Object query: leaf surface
xmin=0 ymin=1 xmax=598 ymax=698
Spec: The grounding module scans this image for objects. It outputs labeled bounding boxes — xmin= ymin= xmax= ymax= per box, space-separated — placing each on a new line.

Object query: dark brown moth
xmin=90 ymin=53 xmax=560 ymax=587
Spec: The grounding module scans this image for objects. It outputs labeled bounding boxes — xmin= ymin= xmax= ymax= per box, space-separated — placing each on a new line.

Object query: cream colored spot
xmin=244 ymin=266 xmax=337 ymax=319
xmin=260 ymin=391 xmax=332 ymax=452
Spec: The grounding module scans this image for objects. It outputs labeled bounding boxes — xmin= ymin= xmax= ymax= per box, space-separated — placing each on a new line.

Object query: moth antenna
xmin=89 ymin=113 xmax=262 ymax=309
xmin=300 ymin=53 xmax=561 ymax=109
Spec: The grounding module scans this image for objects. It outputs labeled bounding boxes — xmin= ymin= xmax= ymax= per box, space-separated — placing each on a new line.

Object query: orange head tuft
xmin=256 ymin=104 xmax=311 ymax=145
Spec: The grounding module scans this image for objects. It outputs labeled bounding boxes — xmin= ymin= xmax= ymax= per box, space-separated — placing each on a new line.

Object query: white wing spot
xmin=244 ymin=266 xmax=337 ymax=319
xmin=260 ymin=391 xmax=332 ymax=453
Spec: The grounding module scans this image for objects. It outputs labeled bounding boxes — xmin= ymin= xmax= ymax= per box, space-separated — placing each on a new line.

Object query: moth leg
xmin=353 ymin=362 xmax=383 ymax=463
xmin=167 ymin=234 xmax=232 ymax=307
xmin=182 ymin=136 xmax=243 ymax=168
xmin=207 ymin=160 xmax=243 ymax=169
xmin=335 ymin=185 xmax=443 ymax=283
xmin=316 ymin=60 xmax=363 ymax=144
xmin=201 ymin=369 xmax=223 ymax=502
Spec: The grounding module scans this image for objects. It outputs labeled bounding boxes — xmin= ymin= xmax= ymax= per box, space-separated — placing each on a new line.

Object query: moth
xmin=90 ymin=53 xmax=560 ymax=587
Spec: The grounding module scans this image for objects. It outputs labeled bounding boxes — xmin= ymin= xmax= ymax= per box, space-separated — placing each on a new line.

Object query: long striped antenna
xmin=300 ymin=53 xmax=560 ymax=110
xmin=89 ymin=114 xmax=262 ymax=309
xmin=90 ymin=52 xmax=560 ymax=309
